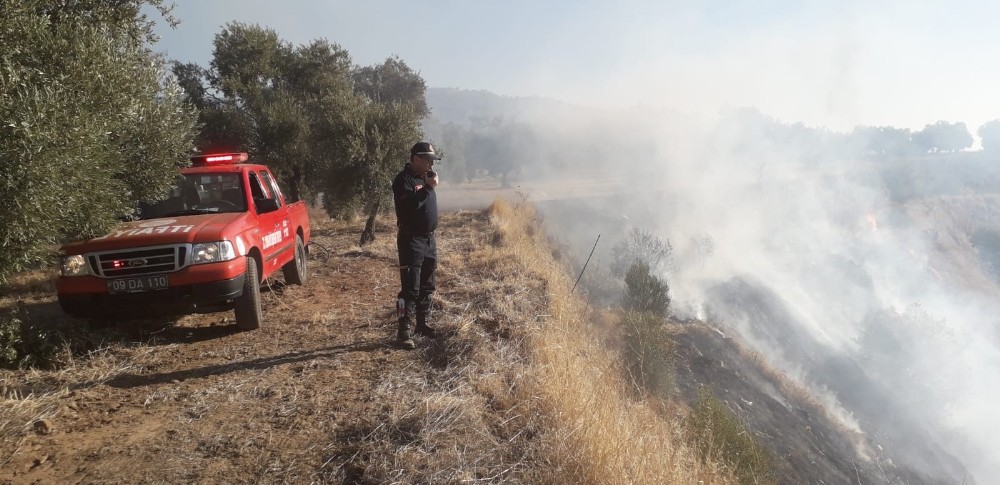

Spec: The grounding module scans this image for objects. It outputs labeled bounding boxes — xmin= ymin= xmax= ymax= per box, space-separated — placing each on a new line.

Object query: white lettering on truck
xmin=93 ymin=225 xmax=195 ymax=240
xmin=262 ymin=230 xmax=283 ymax=250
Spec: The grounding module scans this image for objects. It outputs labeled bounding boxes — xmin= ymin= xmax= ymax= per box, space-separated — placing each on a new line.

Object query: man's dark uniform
xmin=392 ymin=159 xmax=438 ymax=342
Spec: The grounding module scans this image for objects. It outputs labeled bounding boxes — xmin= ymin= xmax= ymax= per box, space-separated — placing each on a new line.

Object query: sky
xmin=150 ymin=0 xmax=1000 ymax=134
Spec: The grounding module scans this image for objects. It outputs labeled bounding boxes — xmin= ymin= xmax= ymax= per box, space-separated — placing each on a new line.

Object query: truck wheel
xmin=235 ymin=257 xmax=263 ymax=330
xmin=282 ymin=235 xmax=308 ymax=285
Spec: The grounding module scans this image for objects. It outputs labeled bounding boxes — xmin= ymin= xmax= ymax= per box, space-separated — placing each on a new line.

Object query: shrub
xmin=621 ymin=311 xmax=674 ymax=396
xmin=687 ymin=387 xmax=775 ymax=485
xmin=622 ymin=260 xmax=670 ymax=317
xmin=0 ymin=306 xmax=22 ymax=365
xmin=0 ymin=304 xmax=86 ymax=369
xmin=610 ymin=228 xmax=672 ymax=278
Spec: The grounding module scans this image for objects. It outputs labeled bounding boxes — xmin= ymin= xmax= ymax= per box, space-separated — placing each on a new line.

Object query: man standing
xmin=391 ymin=141 xmax=442 ymax=349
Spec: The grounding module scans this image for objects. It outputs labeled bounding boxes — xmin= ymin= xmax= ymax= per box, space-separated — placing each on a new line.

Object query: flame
xmin=866 ymin=212 xmax=878 ymax=232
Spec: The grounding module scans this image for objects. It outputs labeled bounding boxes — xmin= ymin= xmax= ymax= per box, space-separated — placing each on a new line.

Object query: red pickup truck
xmin=57 ymin=153 xmax=310 ymax=329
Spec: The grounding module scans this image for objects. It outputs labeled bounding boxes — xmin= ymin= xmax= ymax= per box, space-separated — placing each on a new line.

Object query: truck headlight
xmin=60 ymin=255 xmax=89 ymax=277
xmin=192 ymin=241 xmax=237 ymax=264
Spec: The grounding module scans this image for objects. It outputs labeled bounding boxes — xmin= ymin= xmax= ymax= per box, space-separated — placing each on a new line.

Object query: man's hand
xmin=426 ymin=170 xmax=439 ymax=188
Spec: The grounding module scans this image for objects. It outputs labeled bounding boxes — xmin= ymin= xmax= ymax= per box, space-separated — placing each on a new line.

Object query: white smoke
xmin=629 ymin=108 xmax=1000 ymax=482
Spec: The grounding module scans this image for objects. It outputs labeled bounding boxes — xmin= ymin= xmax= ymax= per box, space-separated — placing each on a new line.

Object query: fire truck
xmin=56 ymin=153 xmax=310 ymax=329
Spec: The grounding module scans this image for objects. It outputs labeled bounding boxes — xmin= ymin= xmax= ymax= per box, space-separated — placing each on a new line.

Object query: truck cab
xmin=57 ymin=153 xmax=311 ymax=329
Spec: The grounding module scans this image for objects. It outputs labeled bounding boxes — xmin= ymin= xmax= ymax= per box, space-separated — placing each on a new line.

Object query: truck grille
xmin=90 ymin=245 xmax=188 ymax=278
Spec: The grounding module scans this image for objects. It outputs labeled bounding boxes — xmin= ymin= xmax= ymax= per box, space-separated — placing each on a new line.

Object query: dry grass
xmin=0 ymin=269 xmax=57 ymax=298
xmin=482 ymin=199 xmax=736 ymax=484
xmin=318 ymin=200 xmax=739 ymax=483
xmin=315 ymin=209 xmax=547 ymax=483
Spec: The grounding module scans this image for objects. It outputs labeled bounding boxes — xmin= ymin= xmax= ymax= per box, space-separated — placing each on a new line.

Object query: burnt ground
xmin=670 ymin=320 xmax=967 ymax=485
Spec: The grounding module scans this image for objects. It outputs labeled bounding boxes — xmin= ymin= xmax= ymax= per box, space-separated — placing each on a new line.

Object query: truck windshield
xmin=138 ymin=173 xmax=246 ymax=220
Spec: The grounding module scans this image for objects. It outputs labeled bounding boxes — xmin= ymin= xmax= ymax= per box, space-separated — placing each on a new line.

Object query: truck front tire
xmin=282 ymin=235 xmax=308 ymax=286
xmin=235 ymin=257 xmax=263 ymax=330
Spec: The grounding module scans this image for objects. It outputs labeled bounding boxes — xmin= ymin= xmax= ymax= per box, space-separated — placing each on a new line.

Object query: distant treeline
xmin=423 ymin=91 xmax=1000 ymax=200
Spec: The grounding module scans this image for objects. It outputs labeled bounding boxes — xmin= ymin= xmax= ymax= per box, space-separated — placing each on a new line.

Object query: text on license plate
xmin=107 ymin=275 xmax=169 ymax=294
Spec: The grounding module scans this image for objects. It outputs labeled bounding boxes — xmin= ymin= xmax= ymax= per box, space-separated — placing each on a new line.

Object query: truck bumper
xmin=58 ymin=273 xmax=245 ymax=319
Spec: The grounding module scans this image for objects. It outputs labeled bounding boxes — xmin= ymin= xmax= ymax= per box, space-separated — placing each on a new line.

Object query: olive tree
xmin=174 ymin=24 xmax=428 ymax=243
xmin=0 ymin=0 xmax=198 ymax=282
xmin=352 ymin=55 xmax=429 ymax=118
xmin=173 ymin=22 xmax=356 ymax=203
xmin=321 ymin=100 xmax=421 ymax=245
xmin=978 ymin=120 xmax=1000 ymax=155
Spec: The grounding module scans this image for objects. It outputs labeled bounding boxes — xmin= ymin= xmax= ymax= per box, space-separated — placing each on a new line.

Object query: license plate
xmin=107 ymin=275 xmax=169 ymax=294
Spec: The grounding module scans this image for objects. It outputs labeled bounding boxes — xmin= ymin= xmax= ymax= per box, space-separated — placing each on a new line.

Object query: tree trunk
xmin=359 ymin=200 xmax=380 ymax=246
xmin=283 ymin=171 xmax=301 ymax=203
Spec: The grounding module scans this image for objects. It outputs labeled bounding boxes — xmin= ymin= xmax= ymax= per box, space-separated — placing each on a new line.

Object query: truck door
xmin=249 ymin=170 xmax=291 ymax=276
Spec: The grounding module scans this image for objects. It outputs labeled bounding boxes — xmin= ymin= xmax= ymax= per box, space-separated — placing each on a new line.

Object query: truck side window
xmin=249 ymin=173 xmax=269 ymax=199
xmin=259 ymin=171 xmax=284 ymax=208
xmin=249 ymin=172 xmax=277 ymax=214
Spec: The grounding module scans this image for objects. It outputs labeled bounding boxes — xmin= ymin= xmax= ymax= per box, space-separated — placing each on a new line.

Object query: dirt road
xmin=2 ymin=210 xmax=524 ymax=484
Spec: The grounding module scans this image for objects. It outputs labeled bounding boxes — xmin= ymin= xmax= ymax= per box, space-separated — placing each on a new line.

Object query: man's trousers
xmin=397 ymin=232 xmax=436 ymax=322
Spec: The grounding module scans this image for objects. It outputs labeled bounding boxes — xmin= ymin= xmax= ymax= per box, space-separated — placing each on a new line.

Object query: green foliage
xmin=0 ymin=304 xmax=75 ymax=369
xmin=850 ymin=125 xmax=918 ymax=158
xmin=687 ymin=387 xmax=775 ymax=485
xmin=352 ymin=55 xmax=429 ymax=118
xmin=0 ymin=307 xmax=21 ymax=365
xmin=423 ymin=115 xmax=540 ymax=186
xmin=175 ymin=23 xmax=427 ymax=216
xmin=174 ymin=23 xmax=357 ymax=203
xmin=620 ymin=259 xmax=674 ymax=396
xmin=321 ymin=100 xmax=421 ymax=219
xmin=622 ymin=261 xmax=670 ymax=317
xmin=621 ymin=310 xmax=674 ymax=396
xmin=321 ymin=54 xmax=427 ymax=220
xmin=0 ymin=1 xmax=197 ymax=282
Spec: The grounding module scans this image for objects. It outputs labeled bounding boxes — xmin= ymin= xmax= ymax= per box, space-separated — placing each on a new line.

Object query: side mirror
xmin=255 ymin=198 xmax=280 ymax=214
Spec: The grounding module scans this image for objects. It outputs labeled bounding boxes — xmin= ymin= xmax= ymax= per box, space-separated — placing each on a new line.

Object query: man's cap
xmin=411 ymin=141 xmax=442 ymax=160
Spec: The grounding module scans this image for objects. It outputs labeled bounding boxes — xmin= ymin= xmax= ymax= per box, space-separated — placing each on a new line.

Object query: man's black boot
xmin=414 ymin=314 xmax=436 ymax=338
xmin=397 ymin=318 xmax=415 ymax=349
